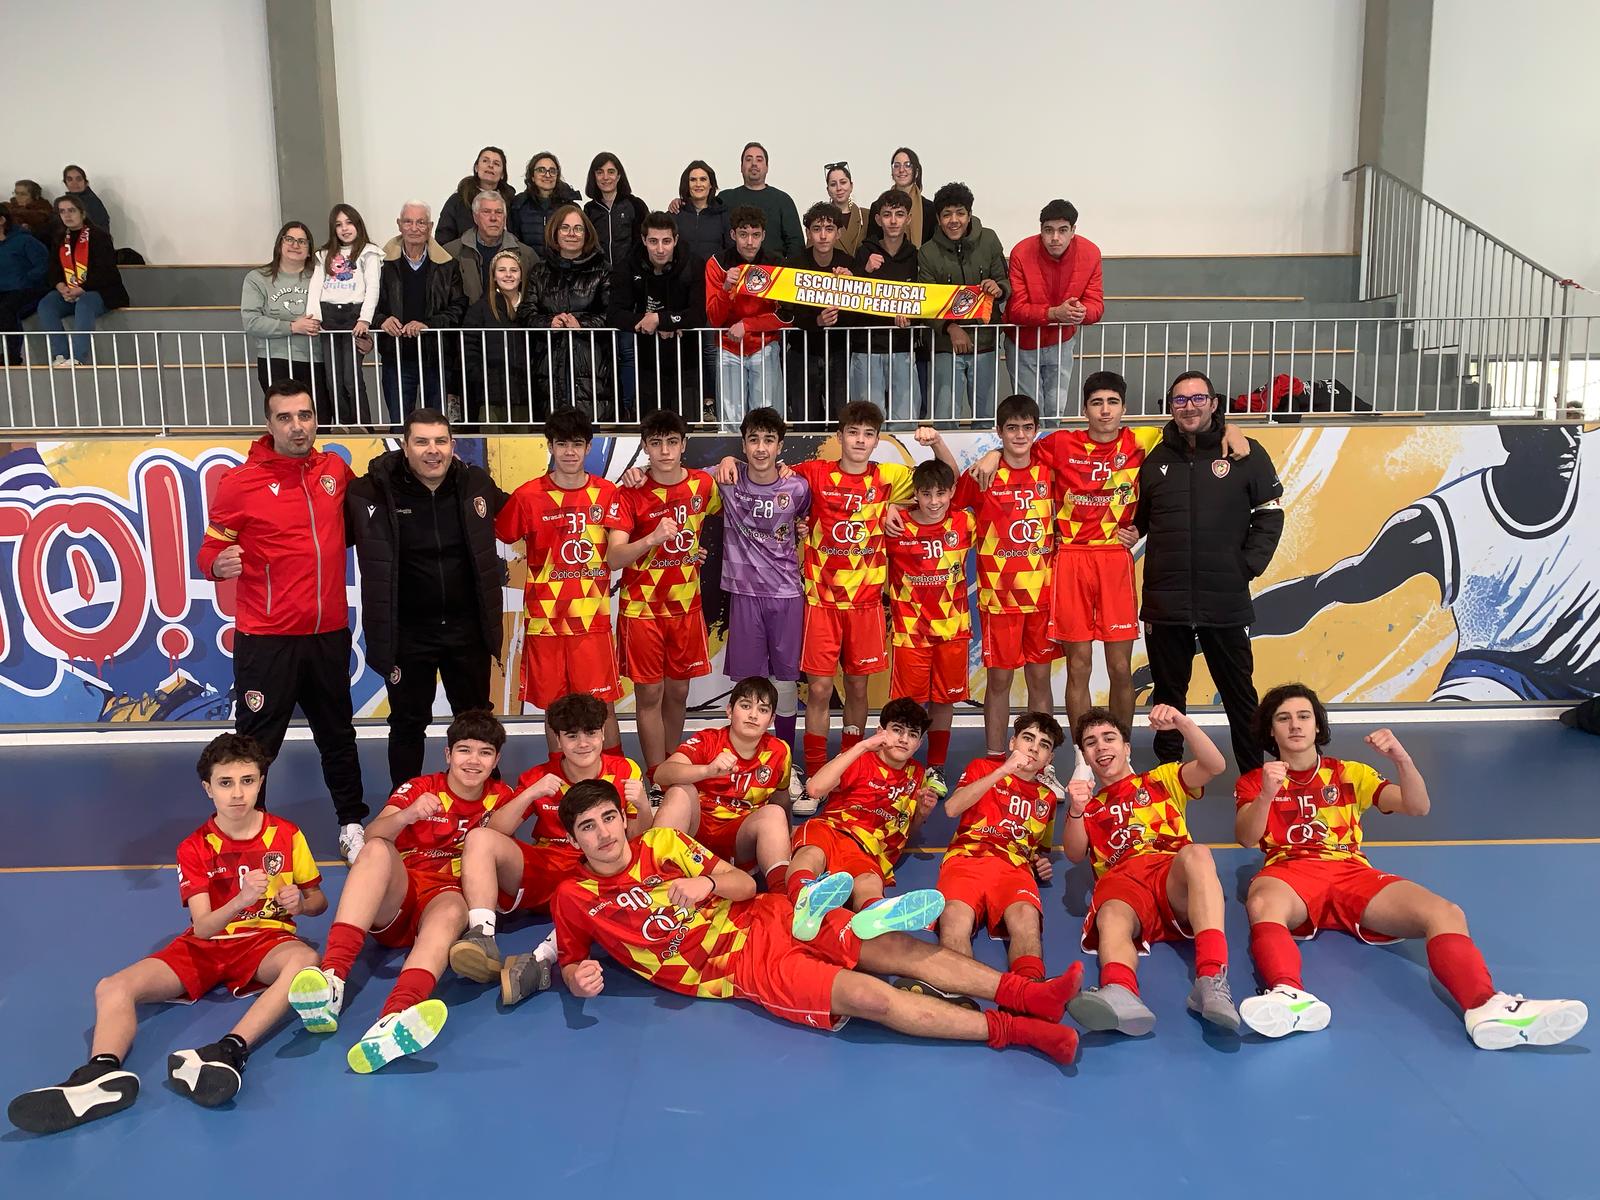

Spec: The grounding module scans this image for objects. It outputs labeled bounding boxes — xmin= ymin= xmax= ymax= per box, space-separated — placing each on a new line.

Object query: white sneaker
xmin=347 ymin=999 xmax=448 ymax=1074
xmin=288 ymin=966 xmax=345 ymax=1034
xmin=1465 ymin=992 xmax=1588 ymax=1050
xmin=1037 ymin=764 xmax=1067 ymax=801
xmin=339 ymin=823 xmax=365 ymax=865
xmin=50 ymin=355 xmax=71 ymax=368
xmin=1240 ymin=984 xmax=1332 ymax=1038
xmin=790 ymin=768 xmax=819 ymax=818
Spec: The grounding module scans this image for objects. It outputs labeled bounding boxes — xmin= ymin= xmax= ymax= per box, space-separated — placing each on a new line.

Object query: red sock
xmin=996 ymin=961 xmax=1083 ymax=1022
xmin=841 ymin=728 xmax=862 ymax=752
xmin=985 ymin=1010 xmax=1079 ymax=1065
xmin=1249 ymin=922 xmax=1303 ymax=989
xmin=927 ymin=730 xmax=951 ymax=769
xmin=1426 ymin=933 xmax=1496 ymax=1010
xmin=1010 ymin=954 xmax=1046 ymax=981
xmin=320 ymin=921 xmax=366 ymax=978
xmin=785 ymin=867 xmax=817 ymax=902
xmin=803 ymin=733 xmax=828 ymax=780
xmin=1194 ymin=928 xmax=1229 ymax=979
xmin=765 ymin=863 xmax=788 ymax=893
xmin=602 ymin=743 xmax=623 ymax=760
xmin=1100 ymin=961 xmax=1139 ymax=996
xmin=380 ymin=967 xmax=437 ymax=1018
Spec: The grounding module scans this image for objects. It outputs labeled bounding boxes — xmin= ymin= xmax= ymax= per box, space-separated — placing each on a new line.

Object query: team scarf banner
xmin=730 ymin=263 xmax=995 ymax=321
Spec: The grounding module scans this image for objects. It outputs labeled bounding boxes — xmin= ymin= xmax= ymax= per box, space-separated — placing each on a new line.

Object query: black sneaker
xmin=167 ymin=1039 xmax=244 ymax=1108
xmin=9 ymin=1060 xmax=140 ymax=1133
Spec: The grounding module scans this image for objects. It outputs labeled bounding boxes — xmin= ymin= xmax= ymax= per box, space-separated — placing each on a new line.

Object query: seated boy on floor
xmin=9 ymin=734 xmax=325 ymax=1134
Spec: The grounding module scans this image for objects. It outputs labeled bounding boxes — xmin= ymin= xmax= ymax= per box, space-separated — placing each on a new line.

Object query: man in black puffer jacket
xmin=608 ymin=212 xmax=704 ymax=416
xmin=1135 ymin=370 xmax=1284 ymax=772
xmin=346 ymin=407 xmax=509 ymax=787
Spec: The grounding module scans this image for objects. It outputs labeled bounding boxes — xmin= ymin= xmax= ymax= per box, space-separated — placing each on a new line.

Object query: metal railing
xmin=3 ymin=317 xmax=1596 ymax=435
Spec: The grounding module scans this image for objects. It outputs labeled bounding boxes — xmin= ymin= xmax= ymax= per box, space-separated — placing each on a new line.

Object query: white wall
xmin=332 ymin=0 xmax=1362 ymax=257
xmin=1 ymin=0 xmax=279 ymax=263
xmin=1426 ymin=0 xmax=1600 ymax=295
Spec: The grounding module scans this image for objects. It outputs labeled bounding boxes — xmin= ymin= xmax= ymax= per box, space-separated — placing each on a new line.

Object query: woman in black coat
xmin=519 ymin=205 xmax=614 ymax=415
xmin=462 ymin=248 xmax=539 ymax=425
xmin=512 ymin=151 xmax=582 ymax=254
xmin=436 ymin=146 xmax=518 ymax=245
xmin=37 ymin=193 xmax=127 ymax=366
xmin=672 ymin=159 xmax=732 ymax=264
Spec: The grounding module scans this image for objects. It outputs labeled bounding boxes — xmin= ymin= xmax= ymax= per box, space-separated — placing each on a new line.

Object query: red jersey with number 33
xmin=495 ymin=473 xmax=627 ymax=636
xmin=387 ymin=773 xmax=513 ymax=879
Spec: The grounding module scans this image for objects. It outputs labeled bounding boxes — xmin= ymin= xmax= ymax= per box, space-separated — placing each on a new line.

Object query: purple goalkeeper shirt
xmin=719 ymin=468 xmax=811 ymax=598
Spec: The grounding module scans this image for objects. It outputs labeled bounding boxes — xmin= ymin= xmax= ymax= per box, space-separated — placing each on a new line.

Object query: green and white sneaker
xmin=1240 ymin=984 xmax=1332 ymax=1038
xmin=848 ymin=890 xmax=946 ymax=940
xmin=347 ymin=999 xmax=449 ymax=1074
xmin=289 ymin=966 xmax=345 ymax=1034
xmin=1465 ymin=993 xmax=1587 ymax=1050
xmin=922 ymin=767 xmax=948 ymax=799
xmin=791 ymin=871 xmax=854 ymax=941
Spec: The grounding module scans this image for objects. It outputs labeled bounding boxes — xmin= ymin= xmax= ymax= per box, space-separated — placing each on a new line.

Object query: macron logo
xmin=1158 ymin=465 xmax=1168 ymax=476
xmin=268 ymin=482 xmax=280 ymax=496
xmin=367 ymin=505 xmax=376 ymax=518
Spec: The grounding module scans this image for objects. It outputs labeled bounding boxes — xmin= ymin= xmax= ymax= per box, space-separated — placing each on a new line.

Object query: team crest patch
xmin=262 ymin=851 xmax=284 ymax=876
xmin=947 ymin=288 xmax=981 ymax=319
xmin=243 ymin=690 xmax=265 ymax=713
xmin=589 ymin=505 xmax=603 ymax=522
xmin=1114 ymin=454 xmax=1127 ymax=468
xmin=863 ymin=486 xmax=876 ymax=503
xmin=742 ymin=265 xmax=774 ymax=295
xmin=1322 ymin=785 xmax=1339 ymax=804
xmin=319 ymin=474 xmax=337 ymax=495
xmin=1211 ymin=459 xmax=1231 ymax=478
xmin=1135 ymin=788 xmax=1149 ymax=805
xmin=389 ymin=666 xmax=402 ymax=685
xmin=1036 ymin=481 xmax=1048 ymax=497
xmin=691 ymin=494 xmax=703 ymax=512
xmin=1034 ymin=800 xmax=1052 ymax=819
xmin=945 ymin=529 xmax=960 ymax=547
xmin=474 ymin=496 xmax=488 ymax=518
xmin=756 ymin=766 xmax=772 ymax=784
xmin=777 ymin=494 xmax=790 ymax=510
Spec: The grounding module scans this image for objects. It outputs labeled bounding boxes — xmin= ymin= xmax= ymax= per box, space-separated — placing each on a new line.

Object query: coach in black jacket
xmin=1135 ymin=371 xmax=1284 ymax=771
xmin=346 ymin=408 xmax=509 ymax=787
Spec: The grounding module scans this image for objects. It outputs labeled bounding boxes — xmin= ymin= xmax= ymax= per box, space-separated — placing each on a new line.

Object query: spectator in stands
xmin=8 ymin=180 xmax=54 ymax=239
xmin=373 ymin=201 xmax=468 ymax=424
xmin=61 ymin=165 xmax=112 ymax=237
xmin=824 ymin=162 xmax=868 ymax=258
xmin=519 ymin=204 xmax=613 ymax=415
xmin=609 ymin=212 xmax=702 ymax=417
xmin=0 ymin=207 xmax=49 ymax=365
xmin=673 ymin=160 xmax=731 ymax=264
xmin=37 ymin=193 xmax=128 ymax=368
xmin=705 ymin=205 xmax=788 ymax=427
xmin=462 ymin=249 xmax=536 ymax=424
xmin=512 ymin=152 xmax=581 ymax=255
xmin=241 ymin=220 xmax=327 ymax=408
xmin=870 ymin=148 xmax=936 ymax=248
xmin=307 ymin=204 xmax=382 ymax=425
xmin=1005 ymin=198 xmax=1104 ymax=418
xmin=919 ymin=181 xmax=1008 ymax=421
xmin=445 ymin=191 xmax=534 ymax=307
xmin=783 ymin=201 xmax=858 ymax=422
xmin=720 ymin=142 xmax=802 ymax=259
xmin=851 ymin=189 xmax=921 ymax=418
xmin=584 ymin=152 xmax=649 ymax=266
xmin=436 ymin=146 xmax=517 ymax=246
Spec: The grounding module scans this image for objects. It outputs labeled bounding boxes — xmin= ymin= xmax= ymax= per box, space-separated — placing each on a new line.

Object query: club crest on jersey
xmin=389 ymin=666 xmax=402 ymax=684
xmin=1322 ymin=785 xmax=1339 ymax=804
xmin=944 ymin=529 xmax=960 ymax=547
xmin=1036 ymin=481 xmax=1048 ymax=497
xmin=589 ymin=505 xmax=603 ymax=523
xmin=1034 ymin=800 xmax=1052 ymax=819
xmin=319 ymin=474 xmax=337 ymax=495
xmin=756 ymin=765 xmax=772 ymax=784
xmin=262 ymin=851 xmax=284 ymax=876
xmin=863 ymin=485 xmax=876 ymax=503
xmin=777 ymin=493 xmax=790 ymax=509
xmin=474 ymin=496 xmax=487 ymax=519
xmin=243 ymin=690 xmax=264 ymax=713
xmin=691 ymin=494 xmax=703 ymax=512
xmin=1211 ymin=459 xmax=1231 ymax=478
xmin=1135 ymin=788 xmax=1149 ymax=805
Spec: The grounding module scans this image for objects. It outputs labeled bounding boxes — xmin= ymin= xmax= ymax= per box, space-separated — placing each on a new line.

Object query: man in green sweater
xmin=719 ymin=142 xmax=803 ymax=260
xmin=918 ymin=182 xmax=1009 ymax=423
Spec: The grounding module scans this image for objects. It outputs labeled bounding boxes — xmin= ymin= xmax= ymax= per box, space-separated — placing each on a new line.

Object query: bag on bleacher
xmin=115 ymin=248 xmax=145 ymax=265
xmin=1309 ymin=378 xmax=1371 ymax=412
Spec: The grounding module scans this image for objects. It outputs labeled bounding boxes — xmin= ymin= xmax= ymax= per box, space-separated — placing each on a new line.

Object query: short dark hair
xmin=404 ymin=407 xmax=451 ymax=439
xmin=874 ymin=188 xmax=913 ymax=214
xmin=802 ymin=201 xmax=839 ymax=230
xmin=1167 ymin=370 xmax=1216 ymax=401
xmin=559 ymin=778 xmax=624 ymax=835
xmin=262 ymin=377 xmax=313 ymax=418
xmin=912 ymin=459 xmax=956 ymax=492
xmin=196 ymin=732 xmax=271 ymax=782
xmin=544 ymin=406 xmax=594 ymax=445
xmin=678 ymin=159 xmax=719 ymax=204
xmin=1083 ymin=370 xmax=1127 ymax=402
xmin=641 ymin=409 xmax=688 ymax=442
xmin=837 ymin=401 xmax=884 ymax=433
xmin=730 ymin=676 xmax=779 ymax=709
xmin=996 ymin=394 xmax=1040 ymax=429
xmin=1255 ymin=683 xmax=1333 ymax=757
xmin=879 ymin=697 xmax=932 ymax=738
xmin=932 ymin=182 xmax=974 ymax=215
xmin=1013 ymin=711 xmax=1065 ymax=751
xmin=641 ymin=210 xmax=678 ymax=238
xmin=740 ymin=406 xmax=786 ymax=441
xmin=1074 ymin=706 xmax=1131 ymax=749
xmin=741 ymin=141 xmax=768 ymax=160
xmin=729 ymin=205 xmax=767 ymax=232
xmin=547 ymin=692 xmax=608 ymax=736
xmin=1039 ymin=199 xmax=1079 ymax=226
xmin=446 ymin=708 xmax=506 ymax=752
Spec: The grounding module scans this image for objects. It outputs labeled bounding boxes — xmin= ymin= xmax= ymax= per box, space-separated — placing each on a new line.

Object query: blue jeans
xmin=718 ymin=342 xmax=783 ymax=429
xmin=930 ymin=349 xmax=999 ymax=422
xmin=1007 ymin=338 xmax=1076 ymax=418
xmin=378 ymin=342 xmax=445 ymax=425
xmin=36 ymin=288 xmax=108 ymax=362
xmin=849 ymin=352 xmax=919 ymax=420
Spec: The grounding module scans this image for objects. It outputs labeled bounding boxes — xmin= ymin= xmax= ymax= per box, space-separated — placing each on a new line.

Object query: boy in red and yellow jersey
xmin=885 ymin=458 xmax=975 ymax=790
xmin=1235 ymin=683 xmax=1587 ymax=1049
xmin=9 ymin=734 xmax=325 ymax=1134
xmin=606 ymin=410 xmax=721 ymax=788
xmin=495 ymin=406 xmax=628 ymax=756
xmin=654 ymin=676 xmax=794 ymax=890
xmin=447 ymin=692 xmax=647 ymax=1005
xmin=1063 ymin=704 xmax=1240 ymax=1037
xmin=551 ymin=779 xmax=1085 ymax=1064
xmin=287 ymin=711 xmax=514 ymax=1073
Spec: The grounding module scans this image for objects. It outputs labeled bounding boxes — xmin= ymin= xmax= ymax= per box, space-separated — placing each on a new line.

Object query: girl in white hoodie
xmin=308 ymin=204 xmax=383 ymax=425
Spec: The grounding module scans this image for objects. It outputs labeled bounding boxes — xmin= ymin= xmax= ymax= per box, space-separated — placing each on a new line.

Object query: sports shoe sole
xmin=1068 ymin=990 xmax=1156 ymax=1037
xmin=1189 ymin=994 xmax=1243 ymax=1033
xmin=166 ymin=1051 xmax=241 ymax=1107
xmin=347 ymin=999 xmax=449 ymax=1074
xmin=894 ymin=976 xmax=981 ymax=1011
xmin=500 ymin=953 xmax=553 ymax=1007
xmin=791 ymin=871 xmax=854 ymax=941
xmin=448 ymin=938 xmax=503 ymax=984
xmin=1240 ymin=993 xmax=1332 ymax=1039
xmin=288 ymin=967 xmax=341 ymax=1034
xmin=849 ymin=889 xmax=947 ymax=940
xmin=1470 ymin=1000 xmax=1588 ymax=1050
xmin=7 ymin=1071 xmax=139 ymax=1134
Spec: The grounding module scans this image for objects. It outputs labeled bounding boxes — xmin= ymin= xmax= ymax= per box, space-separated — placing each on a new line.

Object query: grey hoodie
xmin=240 ymin=267 xmax=322 ymax=363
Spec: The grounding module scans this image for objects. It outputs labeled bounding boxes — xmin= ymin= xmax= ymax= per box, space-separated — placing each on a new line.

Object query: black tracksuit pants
xmin=384 ymin=619 xmax=492 ymax=789
xmin=1143 ymin=622 xmax=1263 ymax=772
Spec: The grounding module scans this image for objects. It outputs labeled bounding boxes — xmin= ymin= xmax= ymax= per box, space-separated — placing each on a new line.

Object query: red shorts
xmin=792 ymin=819 xmax=887 ymax=884
xmin=1081 ymin=852 xmax=1192 ymax=954
xmin=519 ymin=628 xmax=622 ymax=710
xmin=890 ymin=638 xmax=970 ymax=704
xmin=801 ymin=604 xmax=887 ymax=677
xmin=497 ymin=840 xmax=585 ymax=914
xmin=696 ymin=811 xmax=755 ymax=865
xmin=980 ymin=609 xmax=1060 ymax=669
xmin=936 ymin=854 xmax=1041 ymax=938
xmin=618 ymin=612 xmax=711 ymax=685
xmin=1258 ymin=858 xmax=1405 ymax=945
xmin=730 ymin=893 xmax=862 ymax=1030
xmin=150 ymin=928 xmax=304 ymax=1001
xmin=372 ymin=867 xmax=464 ymax=949
xmin=1051 ymin=546 xmax=1137 ymax=643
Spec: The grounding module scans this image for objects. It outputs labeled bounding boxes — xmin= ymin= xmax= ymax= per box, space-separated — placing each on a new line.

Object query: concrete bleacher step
xmin=121 ymin=265 xmax=253 ymax=309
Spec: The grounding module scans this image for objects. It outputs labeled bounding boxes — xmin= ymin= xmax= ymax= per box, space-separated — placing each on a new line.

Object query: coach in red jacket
xmin=198 ymin=378 xmax=367 ymax=861
xmin=1004 ymin=198 xmax=1104 ymax=418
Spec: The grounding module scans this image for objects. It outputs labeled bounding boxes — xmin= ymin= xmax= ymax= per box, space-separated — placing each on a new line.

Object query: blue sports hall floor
xmin=3 ymin=717 xmax=1596 ymax=1199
